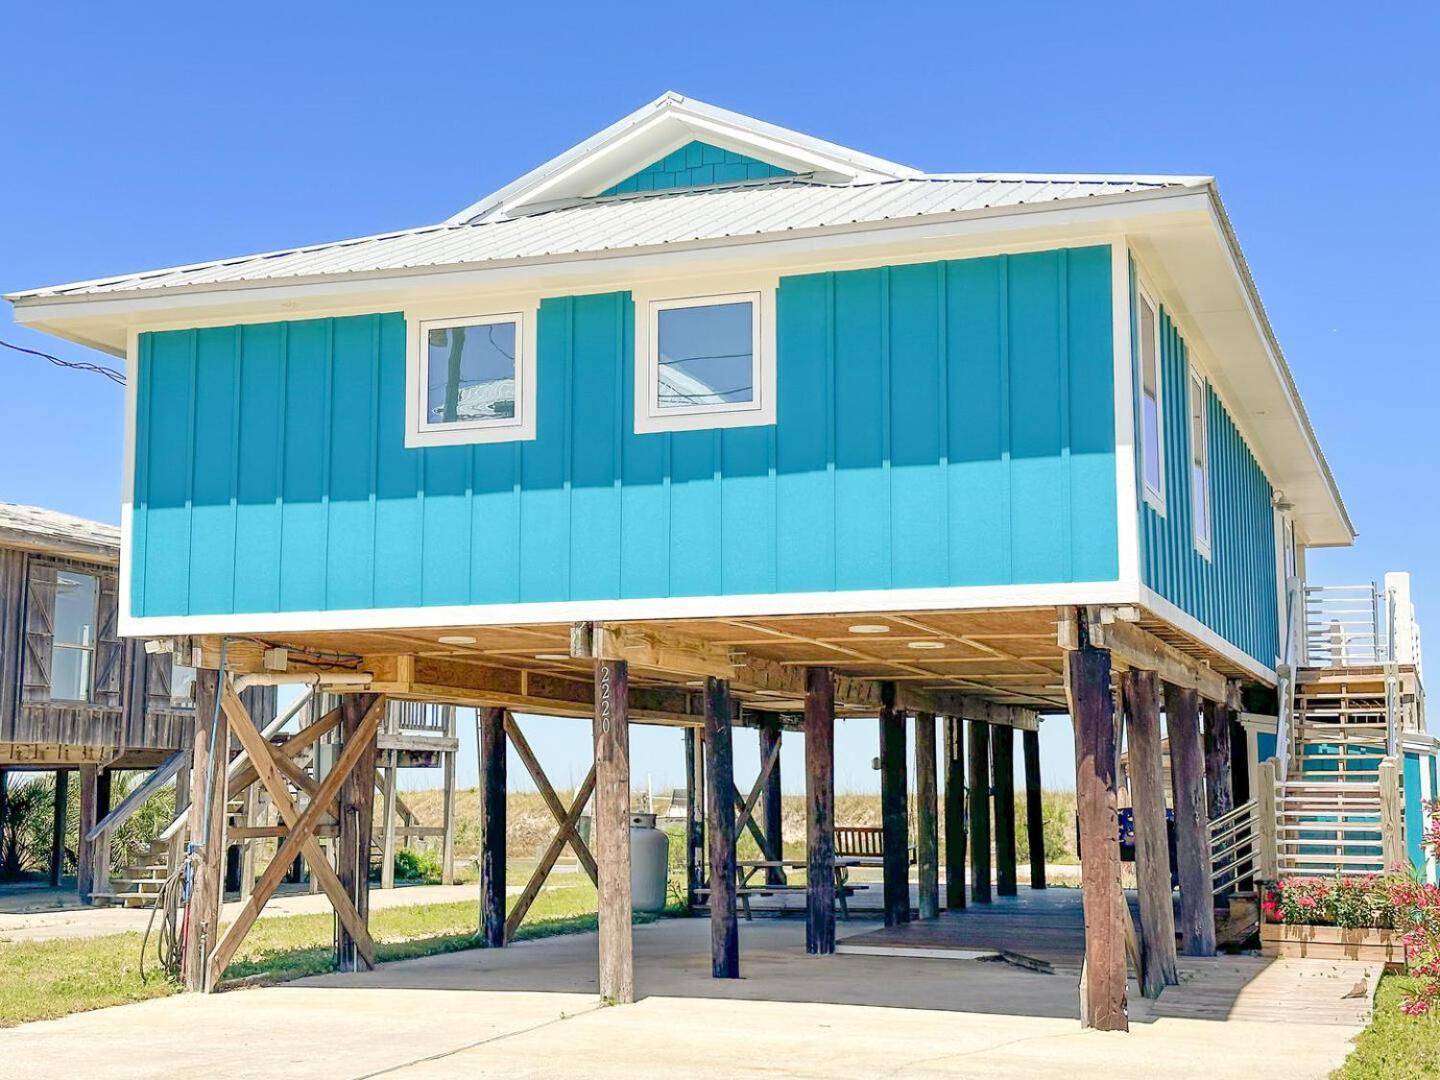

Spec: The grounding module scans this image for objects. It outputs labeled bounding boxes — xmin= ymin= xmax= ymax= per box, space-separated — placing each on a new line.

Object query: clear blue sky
xmin=3 ymin=4 xmax=1436 ymax=795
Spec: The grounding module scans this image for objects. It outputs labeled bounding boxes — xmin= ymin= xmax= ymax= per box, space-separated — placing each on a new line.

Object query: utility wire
xmin=1 ymin=337 xmax=125 ymax=385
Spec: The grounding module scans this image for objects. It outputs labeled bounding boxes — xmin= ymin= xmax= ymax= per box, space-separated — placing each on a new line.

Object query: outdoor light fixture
xmin=847 ymin=623 xmax=890 ymax=634
xmin=437 ymin=635 xmax=477 ymax=645
xmin=906 ymin=640 xmax=946 ymax=650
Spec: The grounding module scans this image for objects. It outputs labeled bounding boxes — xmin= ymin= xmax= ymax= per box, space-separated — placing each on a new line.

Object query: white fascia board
xmin=119 ymin=580 xmax=1138 ymax=639
xmin=13 ymin=187 xmax=1212 ymax=341
xmin=1202 ymin=189 xmax=1353 ymax=547
xmin=1139 ymin=584 xmax=1278 ymax=685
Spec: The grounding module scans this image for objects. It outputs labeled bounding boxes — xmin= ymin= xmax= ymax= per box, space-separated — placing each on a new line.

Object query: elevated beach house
xmin=7 ymin=93 xmax=1427 ymax=1027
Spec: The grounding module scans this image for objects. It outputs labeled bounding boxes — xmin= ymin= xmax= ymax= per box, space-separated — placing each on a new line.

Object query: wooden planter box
xmin=1260 ymin=920 xmax=1408 ymax=969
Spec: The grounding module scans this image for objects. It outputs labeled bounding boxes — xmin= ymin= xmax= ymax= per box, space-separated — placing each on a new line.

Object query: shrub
xmin=393 ymin=847 xmax=443 ymax=882
xmin=1264 ymin=874 xmax=1401 ymax=929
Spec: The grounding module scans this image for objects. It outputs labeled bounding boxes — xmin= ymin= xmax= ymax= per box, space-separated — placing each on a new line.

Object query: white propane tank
xmin=630 ymin=812 xmax=669 ymax=913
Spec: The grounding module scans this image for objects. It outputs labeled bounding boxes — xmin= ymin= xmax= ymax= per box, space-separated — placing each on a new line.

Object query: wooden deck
xmin=837 ymin=887 xmax=1381 ymax=1026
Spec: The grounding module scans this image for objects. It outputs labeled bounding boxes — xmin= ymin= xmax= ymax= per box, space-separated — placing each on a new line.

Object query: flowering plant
xmin=1263 ymin=873 xmax=1401 ymax=928
xmin=1261 ymin=800 xmax=1440 ymax=1017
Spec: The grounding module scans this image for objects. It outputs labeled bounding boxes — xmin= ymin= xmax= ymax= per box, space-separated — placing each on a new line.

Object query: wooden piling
xmin=1203 ymin=699 xmax=1234 ymax=820
xmin=805 ymin=667 xmax=836 ymax=955
xmin=49 ymin=769 xmax=67 ymax=888
xmin=704 ymin=676 xmax=739 ymax=979
xmin=336 ymin=692 xmax=380 ymax=972
xmin=594 ymin=658 xmax=634 ymax=1002
xmin=76 ymin=764 xmax=98 ymax=903
xmin=183 ymin=670 xmax=227 ymax=991
xmin=992 ymin=725 xmax=1017 ymax=897
xmin=479 ymin=706 xmax=507 ymax=948
xmin=915 ymin=712 xmax=939 ymax=919
xmin=1068 ymin=636 xmax=1128 ymax=1032
xmin=943 ymin=717 xmax=967 ymax=909
xmin=968 ymin=719 xmax=992 ymax=903
xmin=1022 ymin=729 xmax=1046 ymax=889
xmin=759 ymin=717 xmax=785 ymax=887
xmin=1122 ymin=669 xmax=1178 ymax=997
xmin=879 ymin=683 xmax=909 ymax=926
xmin=1165 ymin=682 xmax=1216 ymax=957
xmin=683 ymin=727 xmax=702 ymax=911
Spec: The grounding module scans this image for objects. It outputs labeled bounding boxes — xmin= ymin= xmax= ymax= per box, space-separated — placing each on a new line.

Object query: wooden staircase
xmin=1288 ymin=667 xmax=1393 ymax=783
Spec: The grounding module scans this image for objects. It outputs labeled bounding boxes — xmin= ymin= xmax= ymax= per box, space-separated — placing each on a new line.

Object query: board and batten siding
xmin=130 ymin=245 xmax=1118 ymax=620
xmin=1133 ymin=271 xmax=1278 ymax=666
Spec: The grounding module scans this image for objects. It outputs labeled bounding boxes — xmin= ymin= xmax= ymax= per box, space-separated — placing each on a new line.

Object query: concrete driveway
xmin=0 ymin=918 xmax=1365 ymax=1079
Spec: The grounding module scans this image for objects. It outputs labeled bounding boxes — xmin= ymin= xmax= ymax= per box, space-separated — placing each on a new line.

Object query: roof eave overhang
xmin=10 ymin=185 xmax=1351 ymax=547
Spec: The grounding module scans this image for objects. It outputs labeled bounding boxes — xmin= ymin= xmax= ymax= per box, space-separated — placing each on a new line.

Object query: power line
xmin=1 ymin=338 xmax=125 ymax=385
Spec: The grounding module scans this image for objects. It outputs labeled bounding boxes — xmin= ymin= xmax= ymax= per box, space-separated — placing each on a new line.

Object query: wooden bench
xmin=835 ymin=825 xmax=916 ymax=867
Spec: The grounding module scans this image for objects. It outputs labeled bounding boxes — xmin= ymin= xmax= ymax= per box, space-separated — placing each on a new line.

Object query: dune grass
xmin=0 ymin=883 xmax=620 ymax=1029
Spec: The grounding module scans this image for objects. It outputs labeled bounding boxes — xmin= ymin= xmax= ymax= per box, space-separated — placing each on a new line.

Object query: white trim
xmin=1135 ymin=277 xmax=1166 ymax=515
xmin=118 ymin=579 xmax=1138 ymax=639
xmin=404 ymin=301 xmax=538 ymax=448
xmin=1110 ymin=239 xmax=1141 ymax=589
xmin=1139 ymin=584 xmax=1277 ymax=684
xmin=120 ymin=327 xmax=139 ymax=633
xmin=13 ymin=188 xmax=1214 ymax=333
xmin=444 ymin=92 xmax=920 ymax=225
xmin=1188 ymin=368 xmax=1213 ymax=561
xmin=633 ymin=277 xmax=777 ymax=434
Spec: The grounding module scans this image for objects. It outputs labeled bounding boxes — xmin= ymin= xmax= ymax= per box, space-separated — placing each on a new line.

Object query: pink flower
xmin=1298 ymin=896 xmax=1317 ymax=908
xmin=1402 ymin=998 xmax=1430 ymax=1017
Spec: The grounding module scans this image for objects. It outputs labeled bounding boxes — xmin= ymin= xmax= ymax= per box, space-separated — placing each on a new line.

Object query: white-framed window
xmin=1136 ymin=281 xmax=1166 ymax=513
xmin=1189 ymin=370 xmax=1212 ymax=558
xmin=404 ymin=302 xmax=538 ymax=448
xmin=633 ymin=277 xmax=777 ymax=434
xmin=51 ymin=570 xmax=98 ymax=702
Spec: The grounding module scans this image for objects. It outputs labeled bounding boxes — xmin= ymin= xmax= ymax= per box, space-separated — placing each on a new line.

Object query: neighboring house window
xmin=1137 ymin=283 xmax=1165 ymax=511
xmin=1190 ymin=372 xmax=1212 ymax=557
xmin=404 ymin=305 xmax=538 ymax=448
xmin=634 ymin=282 xmax=777 ymax=434
xmin=51 ymin=570 xmax=98 ymax=702
xmin=170 ymin=663 xmax=197 ymax=707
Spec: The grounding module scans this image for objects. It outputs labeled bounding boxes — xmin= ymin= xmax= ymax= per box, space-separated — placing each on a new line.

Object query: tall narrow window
xmin=1190 ymin=372 xmax=1212 ymax=557
xmin=51 ymin=570 xmax=98 ymax=702
xmin=1138 ymin=285 xmax=1165 ymax=511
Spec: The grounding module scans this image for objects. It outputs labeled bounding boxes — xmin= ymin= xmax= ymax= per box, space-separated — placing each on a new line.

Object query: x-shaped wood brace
xmin=206 ymin=686 xmax=385 ymax=988
xmin=731 ymin=735 xmax=782 ymax=863
xmin=503 ymin=713 xmax=598 ymax=941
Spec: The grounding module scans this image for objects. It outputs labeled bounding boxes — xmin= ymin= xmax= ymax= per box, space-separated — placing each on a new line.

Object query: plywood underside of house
xmin=194 ymin=603 xmax=1260 ymax=725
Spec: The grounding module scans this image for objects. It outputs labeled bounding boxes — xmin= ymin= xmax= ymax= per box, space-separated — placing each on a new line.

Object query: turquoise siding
xmin=1406 ymin=752 xmax=1424 ymax=871
xmin=600 ymin=140 xmax=793 ymax=195
xmin=131 ymin=246 xmax=1119 ymax=619
xmin=1134 ymin=280 xmax=1278 ymax=666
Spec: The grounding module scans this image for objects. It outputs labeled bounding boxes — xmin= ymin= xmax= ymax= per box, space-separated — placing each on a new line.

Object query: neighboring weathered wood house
xmin=6 ymin=92 xmax=1429 ymax=1028
xmin=0 ymin=502 xmax=194 ymax=895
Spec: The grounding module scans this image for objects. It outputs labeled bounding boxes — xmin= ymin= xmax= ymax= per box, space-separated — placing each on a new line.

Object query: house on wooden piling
xmin=0 ymin=502 xmax=194 ymax=900
xmin=7 ymin=91 xmax=1429 ymax=1028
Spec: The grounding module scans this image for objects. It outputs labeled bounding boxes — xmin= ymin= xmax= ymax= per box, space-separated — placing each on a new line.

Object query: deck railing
xmin=1208 ymin=798 xmax=1260 ymax=897
xmin=1261 ymin=762 xmax=1403 ymax=879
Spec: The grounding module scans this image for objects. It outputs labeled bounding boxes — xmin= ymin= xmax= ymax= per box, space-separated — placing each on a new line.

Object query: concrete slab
xmin=0 ymin=881 xmax=490 ymax=944
xmin=0 ymin=917 xmax=1367 ymax=1079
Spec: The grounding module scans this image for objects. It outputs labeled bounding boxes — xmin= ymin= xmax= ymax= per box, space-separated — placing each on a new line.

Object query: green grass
xmin=1334 ymin=975 xmax=1440 ymax=1079
xmin=0 ymin=884 xmax=625 ymax=1029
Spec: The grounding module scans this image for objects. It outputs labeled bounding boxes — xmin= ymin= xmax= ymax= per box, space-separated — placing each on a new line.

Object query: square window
xmin=635 ymin=284 xmax=776 ymax=434
xmin=655 ymin=299 xmax=756 ymax=412
xmin=405 ymin=306 xmax=537 ymax=448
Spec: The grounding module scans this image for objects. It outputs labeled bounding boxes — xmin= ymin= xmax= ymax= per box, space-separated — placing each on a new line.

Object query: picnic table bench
xmin=694 ymin=858 xmax=863 ymax=920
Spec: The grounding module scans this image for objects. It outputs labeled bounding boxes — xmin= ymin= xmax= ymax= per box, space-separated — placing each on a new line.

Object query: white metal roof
xmin=0 ymin=503 xmax=119 ymax=562
xmin=7 ymin=175 xmax=1199 ymax=300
